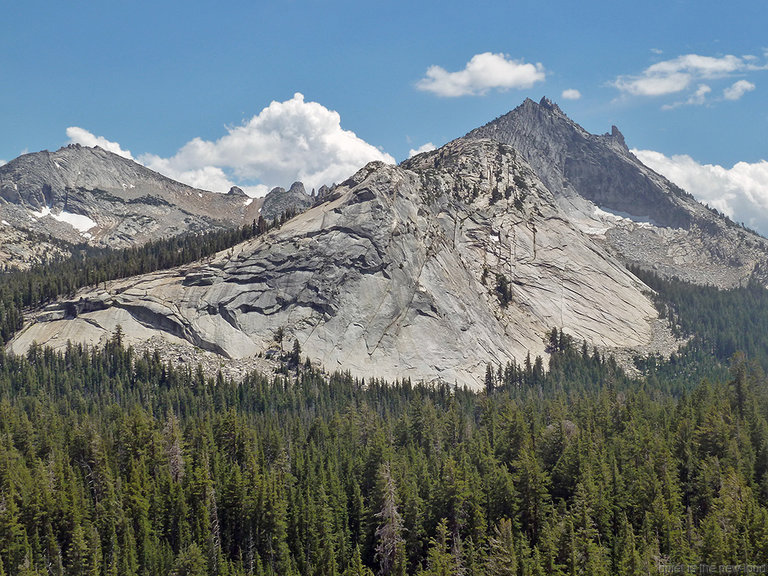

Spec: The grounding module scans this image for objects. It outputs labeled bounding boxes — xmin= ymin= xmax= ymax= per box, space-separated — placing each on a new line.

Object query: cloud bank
xmin=417 ymin=52 xmax=545 ymax=97
xmin=634 ymin=148 xmax=768 ymax=234
xmin=68 ymin=94 xmax=394 ymax=195
xmin=66 ymin=127 xmax=134 ymax=160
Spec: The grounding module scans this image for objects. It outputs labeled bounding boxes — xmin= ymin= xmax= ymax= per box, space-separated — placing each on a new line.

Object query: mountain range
xmin=5 ymin=97 xmax=768 ymax=387
xmin=0 ymin=145 xmax=313 ymax=269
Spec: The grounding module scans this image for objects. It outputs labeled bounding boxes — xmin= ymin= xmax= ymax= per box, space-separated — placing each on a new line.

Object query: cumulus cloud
xmin=613 ymin=53 xmax=766 ymax=104
xmin=634 ymin=148 xmax=768 ymax=233
xmin=724 ymin=79 xmax=756 ymax=100
xmin=137 ymin=93 xmax=394 ymax=195
xmin=408 ymin=142 xmax=436 ymax=158
xmin=561 ymin=89 xmax=581 ymax=100
xmin=417 ymin=52 xmax=545 ymax=97
xmin=662 ymin=84 xmax=712 ymax=109
xmin=66 ymin=127 xmax=134 ymax=160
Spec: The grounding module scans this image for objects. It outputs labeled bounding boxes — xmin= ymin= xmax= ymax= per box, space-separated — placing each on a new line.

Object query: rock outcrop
xmin=260 ymin=181 xmax=313 ymax=221
xmin=10 ymin=139 xmax=664 ymax=388
xmin=466 ymin=97 xmax=768 ymax=288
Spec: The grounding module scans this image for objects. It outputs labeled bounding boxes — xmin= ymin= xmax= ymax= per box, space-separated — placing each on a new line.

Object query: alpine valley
xmin=4 ymin=98 xmax=768 ymax=387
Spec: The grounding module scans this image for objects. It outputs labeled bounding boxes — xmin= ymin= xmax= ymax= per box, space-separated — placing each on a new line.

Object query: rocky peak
xmin=538 ymin=96 xmax=564 ymax=115
xmin=466 ymin=98 xmax=768 ymax=288
xmin=465 ymin=97 xmax=693 ymax=228
xmin=288 ymin=181 xmax=306 ymax=195
xmin=227 ymin=185 xmax=247 ymax=196
xmin=260 ymin=180 xmax=313 ymax=221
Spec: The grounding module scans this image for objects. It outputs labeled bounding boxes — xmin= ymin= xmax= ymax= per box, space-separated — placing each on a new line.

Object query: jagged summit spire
xmin=464 ymin=97 xmax=692 ymax=228
xmin=538 ymin=96 xmax=564 ymax=114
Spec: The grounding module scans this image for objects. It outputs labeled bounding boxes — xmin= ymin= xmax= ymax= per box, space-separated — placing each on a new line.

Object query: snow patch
xmin=198 ymin=193 xmax=203 ymax=198
xmin=54 ymin=210 xmax=97 ymax=232
xmin=30 ymin=205 xmax=96 ymax=232
xmin=31 ymin=206 xmax=52 ymax=219
xmin=1 ymin=220 xmax=9 ymax=226
xmin=244 ymin=198 xmax=253 ymax=206
xmin=593 ymin=206 xmax=656 ymax=228
xmin=578 ymin=205 xmax=657 ymax=236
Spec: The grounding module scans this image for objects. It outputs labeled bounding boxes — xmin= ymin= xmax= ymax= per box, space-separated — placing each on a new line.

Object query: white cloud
xmin=0 ymin=159 xmax=6 ymax=166
xmin=408 ymin=142 xmax=436 ymax=158
xmin=561 ymin=89 xmax=581 ymax=100
xmin=724 ymin=79 xmax=756 ymax=100
xmin=616 ymin=72 xmax=692 ymax=97
xmin=66 ymin=127 xmax=134 ymax=160
xmin=613 ymin=53 xmax=766 ymax=102
xmin=139 ymin=93 xmax=394 ymax=194
xmin=416 ymin=52 xmax=545 ymax=97
xmin=634 ymin=148 xmax=768 ymax=233
xmin=662 ymin=83 xmax=712 ymax=109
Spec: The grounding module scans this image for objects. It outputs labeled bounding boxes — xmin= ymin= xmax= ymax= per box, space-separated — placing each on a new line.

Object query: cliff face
xmin=466 ymin=98 xmax=768 ymax=288
xmin=10 ymin=140 xmax=662 ymax=388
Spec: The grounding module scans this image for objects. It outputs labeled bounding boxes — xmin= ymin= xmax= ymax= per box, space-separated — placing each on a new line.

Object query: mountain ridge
xmin=466 ymin=97 xmax=768 ymax=288
xmin=9 ymin=138 xmax=667 ymax=387
xmin=0 ymin=145 xmax=314 ymax=269
xmin=7 ymin=98 xmax=768 ymax=386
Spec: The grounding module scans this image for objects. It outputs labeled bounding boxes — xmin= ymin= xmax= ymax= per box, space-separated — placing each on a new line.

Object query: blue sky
xmin=2 ymin=1 xmax=767 ymax=229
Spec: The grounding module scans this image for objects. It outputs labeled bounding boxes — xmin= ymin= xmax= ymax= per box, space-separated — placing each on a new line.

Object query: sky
xmin=1 ymin=1 xmax=767 ymax=231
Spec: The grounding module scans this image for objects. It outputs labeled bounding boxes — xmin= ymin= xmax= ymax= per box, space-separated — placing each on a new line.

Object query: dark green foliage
xmin=631 ymin=265 xmax=768 ymax=371
xmin=494 ymin=274 xmax=512 ymax=307
xmin=0 ymin=332 xmax=767 ymax=574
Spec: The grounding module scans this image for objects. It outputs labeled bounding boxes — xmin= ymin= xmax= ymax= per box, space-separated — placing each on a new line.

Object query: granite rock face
xmin=466 ymin=97 xmax=768 ymax=288
xmin=10 ymin=140 xmax=663 ymax=388
xmin=10 ymin=98 xmax=768 ymax=386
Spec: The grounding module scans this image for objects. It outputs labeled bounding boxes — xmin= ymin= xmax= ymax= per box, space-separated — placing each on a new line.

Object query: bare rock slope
xmin=11 ymin=139 xmax=663 ymax=387
xmin=467 ymin=98 xmax=768 ymax=288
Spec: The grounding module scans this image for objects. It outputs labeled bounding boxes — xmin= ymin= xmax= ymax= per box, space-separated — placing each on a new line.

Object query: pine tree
xmin=374 ymin=465 xmax=405 ymax=576
xmin=420 ymin=519 xmax=455 ymax=576
xmin=485 ymin=518 xmax=517 ymax=576
xmin=343 ymin=546 xmax=374 ymax=576
xmin=170 ymin=543 xmax=208 ymax=576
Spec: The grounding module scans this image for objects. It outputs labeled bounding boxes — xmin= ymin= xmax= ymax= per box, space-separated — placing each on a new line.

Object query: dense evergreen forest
xmin=1 ymin=330 xmax=767 ymax=575
xmin=2 ymin=230 xmax=768 ymax=573
xmin=631 ymin=266 xmax=768 ymax=370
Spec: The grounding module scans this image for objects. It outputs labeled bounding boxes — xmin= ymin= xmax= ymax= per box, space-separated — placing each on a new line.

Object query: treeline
xmin=630 ymin=265 xmax=768 ymax=370
xmin=1 ymin=334 xmax=767 ymax=575
xmin=0 ymin=213 xmax=303 ymax=345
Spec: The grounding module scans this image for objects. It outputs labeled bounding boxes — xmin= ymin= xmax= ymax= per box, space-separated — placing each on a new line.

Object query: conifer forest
xmin=1 ymin=232 xmax=768 ymax=575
